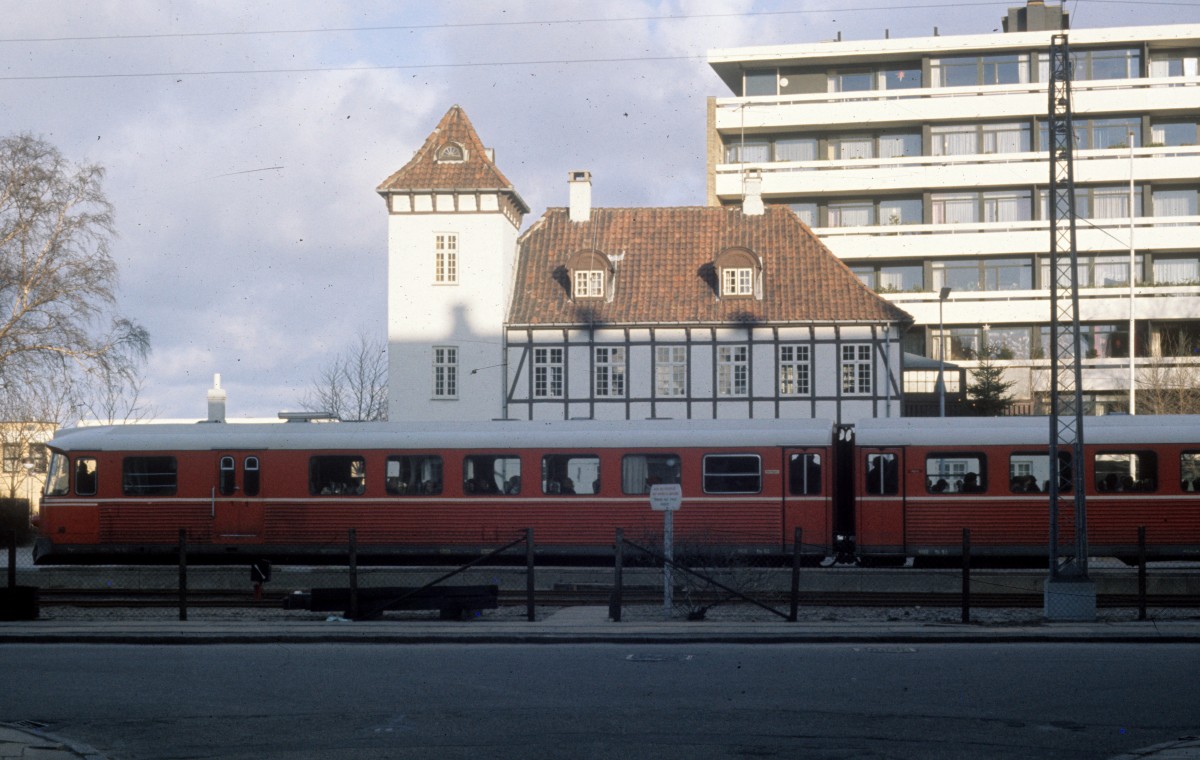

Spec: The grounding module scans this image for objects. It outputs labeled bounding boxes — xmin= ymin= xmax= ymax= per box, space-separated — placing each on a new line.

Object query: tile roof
xmin=508 ymin=205 xmax=913 ymax=327
xmin=377 ymin=105 xmax=529 ymax=211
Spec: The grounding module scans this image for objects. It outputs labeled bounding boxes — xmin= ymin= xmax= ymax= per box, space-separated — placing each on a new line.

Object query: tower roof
xmin=377 ymin=105 xmax=529 ymax=212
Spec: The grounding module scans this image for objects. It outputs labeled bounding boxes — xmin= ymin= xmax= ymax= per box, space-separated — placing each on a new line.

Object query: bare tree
xmin=300 ymin=333 xmax=388 ymax=421
xmin=1137 ymin=334 xmax=1200 ymax=415
xmin=0 ymin=133 xmax=149 ymax=407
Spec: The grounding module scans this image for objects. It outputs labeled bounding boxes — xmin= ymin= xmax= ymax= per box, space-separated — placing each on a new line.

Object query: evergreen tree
xmin=968 ymin=343 xmax=1015 ymax=416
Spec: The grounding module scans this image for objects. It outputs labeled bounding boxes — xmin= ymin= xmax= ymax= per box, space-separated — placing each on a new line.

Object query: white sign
xmin=649 ymin=483 xmax=682 ymax=511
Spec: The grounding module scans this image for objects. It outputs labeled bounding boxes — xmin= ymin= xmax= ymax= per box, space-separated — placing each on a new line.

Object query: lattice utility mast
xmin=1046 ymin=34 xmax=1089 ymax=582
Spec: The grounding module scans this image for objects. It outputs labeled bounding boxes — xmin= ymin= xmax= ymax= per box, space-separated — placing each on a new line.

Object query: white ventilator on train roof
xmin=46 ymin=418 xmax=838 ymax=454
xmin=854 ymin=415 xmax=1200 ymax=448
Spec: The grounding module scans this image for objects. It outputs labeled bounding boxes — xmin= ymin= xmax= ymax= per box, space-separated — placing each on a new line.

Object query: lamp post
xmin=22 ymin=457 xmax=34 ymax=513
xmin=937 ymin=286 xmax=951 ymax=417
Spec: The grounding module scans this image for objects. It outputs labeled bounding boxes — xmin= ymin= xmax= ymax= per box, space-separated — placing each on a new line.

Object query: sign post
xmin=649 ymin=484 xmax=682 ymax=618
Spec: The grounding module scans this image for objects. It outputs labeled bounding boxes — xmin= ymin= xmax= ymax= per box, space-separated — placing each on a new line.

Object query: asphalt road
xmin=1 ymin=642 xmax=1196 ymax=759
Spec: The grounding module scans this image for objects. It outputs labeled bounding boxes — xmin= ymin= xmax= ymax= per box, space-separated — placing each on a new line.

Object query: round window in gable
xmin=437 ymin=142 xmax=466 ymax=162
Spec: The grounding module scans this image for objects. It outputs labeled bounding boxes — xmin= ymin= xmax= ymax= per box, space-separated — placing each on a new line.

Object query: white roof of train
xmin=854 ymin=415 xmax=1200 ymax=447
xmin=47 ymin=418 xmax=836 ymax=453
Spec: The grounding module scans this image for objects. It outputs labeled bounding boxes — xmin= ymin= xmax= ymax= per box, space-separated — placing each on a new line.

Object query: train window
xmin=45 ymin=453 xmax=70 ymax=496
xmin=244 ymin=457 xmax=260 ymax=497
xmin=1182 ymin=452 xmax=1200 ymax=492
xmin=622 ymin=454 xmax=681 ymax=494
xmin=464 ymin=454 xmax=521 ymax=495
xmin=925 ymin=453 xmax=986 ymax=494
xmin=75 ymin=458 xmax=97 ymax=496
xmin=1094 ymin=451 xmax=1157 ymax=492
xmin=1008 ymin=452 xmax=1071 ymax=494
xmin=219 ymin=457 xmax=236 ymax=496
xmin=864 ymin=453 xmax=898 ymax=495
xmin=541 ymin=454 xmax=599 ymax=495
xmin=122 ymin=456 xmax=177 ymax=496
xmin=788 ymin=453 xmax=822 ymax=495
xmin=703 ymin=454 xmax=761 ymax=494
xmin=309 ymin=456 xmax=365 ymax=496
xmin=386 ymin=455 xmax=443 ymax=495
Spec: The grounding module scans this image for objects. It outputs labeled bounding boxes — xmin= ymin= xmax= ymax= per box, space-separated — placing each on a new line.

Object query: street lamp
xmin=937 ymin=286 xmax=952 ymax=417
xmin=22 ymin=457 xmax=34 ymax=512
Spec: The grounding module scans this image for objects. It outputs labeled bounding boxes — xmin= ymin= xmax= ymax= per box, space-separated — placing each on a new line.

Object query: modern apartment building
xmin=706 ymin=1 xmax=1200 ymax=414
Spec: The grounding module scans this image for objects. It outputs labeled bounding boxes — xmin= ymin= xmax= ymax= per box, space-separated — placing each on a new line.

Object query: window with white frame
xmin=717 ymin=345 xmax=749 ymax=397
xmin=594 ymin=346 xmax=626 ymax=397
xmin=840 ymin=344 xmax=873 ymax=395
xmin=779 ymin=344 xmax=811 ymax=396
xmin=721 ymin=267 xmax=754 ymax=296
xmin=573 ymin=270 xmax=605 ymax=298
xmin=655 ymin=346 xmax=687 ymax=397
xmin=434 ymin=233 xmax=458 ymax=283
xmin=433 ymin=346 xmax=458 ymax=398
xmin=533 ymin=347 xmax=564 ymax=398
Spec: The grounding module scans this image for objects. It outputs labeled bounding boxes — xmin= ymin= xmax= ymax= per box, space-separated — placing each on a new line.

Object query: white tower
xmin=377 ymin=106 xmax=528 ymax=421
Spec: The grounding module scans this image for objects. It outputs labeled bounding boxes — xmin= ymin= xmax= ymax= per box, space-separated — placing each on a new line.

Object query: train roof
xmin=853 ymin=415 xmax=1200 ymax=447
xmin=46 ymin=418 xmax=836 ymax=453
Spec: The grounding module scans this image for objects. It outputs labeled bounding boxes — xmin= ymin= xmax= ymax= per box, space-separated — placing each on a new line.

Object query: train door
xmin=856 ymin=446 xmax=905 ymax=559
xmin=782 ymin=448 xmax=830 ymax=556
xmin=212 ymin=454 xmax=264 ymax=543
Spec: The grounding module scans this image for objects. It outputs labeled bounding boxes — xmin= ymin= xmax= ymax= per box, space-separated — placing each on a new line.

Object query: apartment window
xmin=983 ymin=190 xmax=1031 ymax=223
xmin=743 ymin=68 xmax=777 ymax=96
xmin=1037 ymin=323 xmax=1138 ymax=359
xmin=932 ymin=328 xmax=981 ymax=361
xmin=574 ymin=269 xmax=604 ymax=298
xmin=880 ymin=198 xmax=922 ymax=226
xmin=931 ymin=192 xmax=978 ymax=224
xmin=984 ymin=258 xmax=1033 ymax=290
xmin=725 ymin=137 xmax=816 ymax=164
xmin=788 ymin=203 xmax=817 ymax=227
xmin=879 ymin=132 xmax=922 ymax=158
xmin=882 ymin=65 xmax=922 ymax=90
xmin=840 ymin=344 xmax=872 ymax=395
xmin=1 ymin=444 xmax=20 ymax=473
xmin=1150 ymin=52 xmax=1199 ymax=78
xmin=1093 ymin=187 xmax=1138 ymax=219
xmin=833 ymin=70 xmax=874 ymax=92
xmin=594 ymin=346 xmax=626 ymax=398
xmin=721 ymin=267 xmax=754 ymax=296
xmin=853 ymin=262 xmax=923 ymax=293
xmin=655 ymin=346 xmax=687 ymax=397
xmin=433 ymin=346 xmax=457 ymax=398
xmin=984 ymin=326 xmax=1033 ymax=360
xmin=533 ymin=347 xmax=564 ymax=398
xmin=1153 ymin=189 xmax=1199 ymax=219
xmin=434 ymin=233 xmax=458 ymax=283
xmin=829 ymin=135 xmax=874 ymax=160
xmin=1087 ymin=48 xmax=1141 ymax=80
xmin=717 ymin=345 xmax=749 ymax=397
xmin=828 ymin=200 xmax=876 ymax=227
xmin=1151 ymin=122 xmax=1198 ymax=146
xmin=779 ymin=344 xmax=810 ymax=396
xmin=774 ymin=138 xmax=818 ymax=162
xmin=933 ymin=54 xmax=1028 ymax=87
xmin=982 ymin=122 xmax=1032 ymax=153
xmin=724 ymin=141 xmax=771 ymax=163
xmin=1153 ymin=256 xmax=1200 ymax=285
xmin=931 ymin=125 xmax=978 ymax=156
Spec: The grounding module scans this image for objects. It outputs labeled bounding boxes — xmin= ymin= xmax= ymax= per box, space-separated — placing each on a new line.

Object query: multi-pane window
xmin=931 ymin=191 xmax=1030 ymax=224
xmin=933 ymin=257 xmax=1033 ymax=292
xmin=1038 ymin=49 xmax=1141 ymax=82
xmin=1 ymin=444 xmax=19 ymax=473
xmin=721 ymin=267 xmax=753 ymax=296
xmin=533 ymin=347 xmax=564 ymax=398
xmin=573 ymin=270 xmax=604 ymax=298
xmin=725 ymin=137 xmax=817 ymax=163
xmin=1153 ymin=189 xmax=1199 ymax=219
xmin=852 ymin=262 xmax=924 ymax=293
xmin=594 ymin=346 xmax=626 ymax=398
xmin=827 ymin=200 xmax=876 ymax=227
xmin=779 ymin=345 xmax=811 ymax=396
xmin=743 ymin=69 xmax=777 ymax=96
xmin=933 ymin=123 xmax=1031 ymax=156
xmin=702 ymin=454 xmax=762 ymax=494
xmin=717 ymin=345 xmax=749 ymax=397
xmin=433 ymin=347 xmax=458 ymax=398
xmin=1153 ymin=256 xmax=1200 ymax=285
xmin=1150 ymin=53 xmax=1199 ymax=78
xmin=434 ymin=233 xmax=457 ymax=283
xmin=840 ymin=344 xmax=872 ymax=395
xmin=788 ymin=453 xmax=822 ymax=495
xmin=1151 ymin=121 xmax=1199 ymax=146
xmin=864 ymin=453 xmax=898 ymax=495
xmin=932 ymin=54 xmax=1028 ymax=87
xmin=655 ymin=346 xmax=687 ymax=397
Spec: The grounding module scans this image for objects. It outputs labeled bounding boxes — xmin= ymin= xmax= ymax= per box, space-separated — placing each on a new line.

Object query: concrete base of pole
xmin=1044 ymin=577 xmax=1097 ymax=621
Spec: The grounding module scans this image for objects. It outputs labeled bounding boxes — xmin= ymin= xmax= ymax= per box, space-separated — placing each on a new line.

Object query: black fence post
xmin=609 ymin=528 xmax=623 ymax=623
xmin=525 ymin=528 xmax=536 ymax=622
xmin=348 ymin=528 xmax=359 ymax=621
xmin=961 ymin=528 xmax=971 ymax=624
xmin=1138 ymin=526 xmax=1147 ymax=622
xmin=789 ymin=527 xmax=802 ymax=623
xmin=178 ymin=528 xmax=188 ymax=622
xmin=6 ymin=530 xmax=15 ymax=589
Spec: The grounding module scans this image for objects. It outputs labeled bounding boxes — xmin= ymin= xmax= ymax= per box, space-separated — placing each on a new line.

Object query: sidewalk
xmin=3 ymin=605 xmax=1200 ymax=645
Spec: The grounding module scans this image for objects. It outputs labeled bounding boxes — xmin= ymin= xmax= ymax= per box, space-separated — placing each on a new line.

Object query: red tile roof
xmin=508 ymin=205 xmax=913 ymax=326
xmin=377 ymin=105 xmax=529 ymax=212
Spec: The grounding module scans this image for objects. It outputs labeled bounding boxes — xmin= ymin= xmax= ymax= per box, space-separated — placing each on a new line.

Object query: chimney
xmin=568 ymin=170 xmax=591 ymax=222
xmin=742 ymin=170 xmax=764 ymax=216
xmin=206 ymin=373 xmax=226 ymax=423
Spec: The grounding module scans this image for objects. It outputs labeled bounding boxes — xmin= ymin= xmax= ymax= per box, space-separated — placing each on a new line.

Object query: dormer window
xmin=436 ymin=142 xmax=466 ymax=163
xmin=714 ymin=247 xmax=763 ymax=300
xmin=722 ymin=267 xmax=754 ymax=297
xmin=567 ymin=250 xmax=615 ymax=301
xmin=574 ymin=270 xmax=605 ymax=298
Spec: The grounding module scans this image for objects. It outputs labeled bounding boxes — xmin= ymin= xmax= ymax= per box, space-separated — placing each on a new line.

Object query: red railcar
xmin=34 ymin=419 xmax=836 ymax=564
xmin=853 ymin=416 xmax=1200 ymax=561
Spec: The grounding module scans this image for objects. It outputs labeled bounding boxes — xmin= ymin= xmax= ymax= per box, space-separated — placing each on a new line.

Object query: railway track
xmin=33 ymin=588 xmax=1200 ymax=609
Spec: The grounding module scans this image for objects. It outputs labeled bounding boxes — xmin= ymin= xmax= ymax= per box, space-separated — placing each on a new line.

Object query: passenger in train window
xmin=961 ymin=472 xmax=983 ymax=493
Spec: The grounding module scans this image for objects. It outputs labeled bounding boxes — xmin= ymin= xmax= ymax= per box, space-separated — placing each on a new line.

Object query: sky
xmin=3 ymin=0 xmax=1197 ymax=420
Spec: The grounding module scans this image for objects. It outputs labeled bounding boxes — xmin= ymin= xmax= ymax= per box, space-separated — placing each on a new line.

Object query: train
xmin=32 ymin=415 xmax=1200 ymax=566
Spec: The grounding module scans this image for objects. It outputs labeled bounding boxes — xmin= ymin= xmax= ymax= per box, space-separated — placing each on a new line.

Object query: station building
xmin=378 ymin=106 xmax=911 ymax=423
xmin=706 ymin=1 xmax=1200 ymax=415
